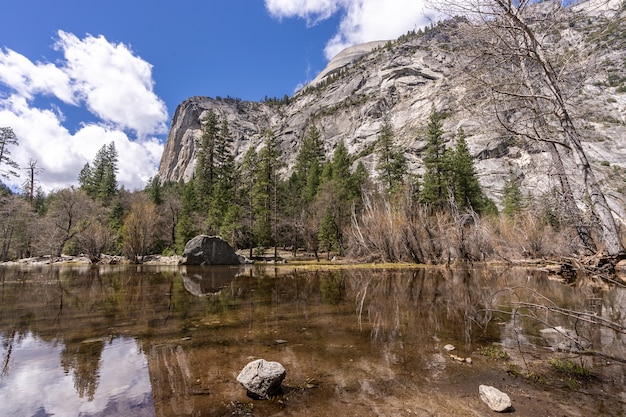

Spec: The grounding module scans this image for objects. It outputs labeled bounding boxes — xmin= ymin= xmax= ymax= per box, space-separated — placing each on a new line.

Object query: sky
xmin=0 ymin=0 xmax=438 ymax=193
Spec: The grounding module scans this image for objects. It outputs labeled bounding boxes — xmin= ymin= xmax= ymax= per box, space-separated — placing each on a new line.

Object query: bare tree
xmin=0 ymin=195 xmax=35 ymax=260
xmin=74 ymin=202 xmax=115 ymax=262
xmin=22 ymin=159 xmax=43 ymax=206
xmin=121 ymin=194 xmax=160 ymax=263
xmin=436 ymin=0 xmax=624 ymax=257
xmin=39 ymin=188 xmax=92 ymax=256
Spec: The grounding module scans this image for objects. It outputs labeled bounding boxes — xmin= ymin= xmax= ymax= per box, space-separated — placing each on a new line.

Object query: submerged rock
xmin=182 ymin=235 xmax=244 ymax=265
xmin=479 ymin=385 xmax=512 ymax=412
xmin=236 ymin=359 xmax=286 ymax=399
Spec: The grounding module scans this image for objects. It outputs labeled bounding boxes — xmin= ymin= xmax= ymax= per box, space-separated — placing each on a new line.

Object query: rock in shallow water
xmin=236 ymin=359 xmax=286 ymax=399
xmin=479 ymin=385 xmax=512 ymax=412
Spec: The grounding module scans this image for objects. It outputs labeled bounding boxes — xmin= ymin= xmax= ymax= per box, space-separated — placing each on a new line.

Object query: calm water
xmin=0 ymin=264 xmax=624 ymax=416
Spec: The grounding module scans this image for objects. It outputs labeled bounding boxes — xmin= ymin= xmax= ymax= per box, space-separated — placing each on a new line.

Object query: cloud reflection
xmin=0 ymin=333 xmax=154 ymax=417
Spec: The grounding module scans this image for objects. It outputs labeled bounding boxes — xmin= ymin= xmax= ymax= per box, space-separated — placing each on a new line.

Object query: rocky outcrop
xmin=182 ymin=235 xmax=243 ymax=265
xmin=236 ymin=359 xmax=286 ymax=399
xmin=158 ymin=5 xmax=626 ymax=213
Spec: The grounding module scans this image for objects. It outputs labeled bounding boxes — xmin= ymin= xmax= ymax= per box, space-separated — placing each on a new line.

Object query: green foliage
xmin=195 ymin=110 xmax=219 ymax=202
xmin=193 ymin=111 xmax=238 ymax=235
xmin=0 ymin=126 xmax=20 ymax=180
xmin=293 ymin=124 xmax=326 ymax=204
xmin=78 ymin=142 xmax=118 ymax=204
xmin=549 ymin=358 xmax=592 ymax=379
xmin=476 ymin=346 xmax=509 ymax=360
xmin=502 ymin=171 xmax=524 ymax=218
xmin=375 ymin=119 xmax=407 ymax=195
xmin=145 ymin=176 xmax=163 ymax=205
xmin=318 ymin=211 xmax=339 ymax=257
xmin=421 ymin=109 xmax=451 ymax=208
xmin=449 ymin=129 xmax=493 ymax=214
xmin=251 ymin=132 xmax=283 ymax=250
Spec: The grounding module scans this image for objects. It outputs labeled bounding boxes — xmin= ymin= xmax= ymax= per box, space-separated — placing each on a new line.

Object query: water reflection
xmin=0 ymin=333 xmax=153 ymax=417
xmin=180 ymin=265 xmax=244 ymax=296
xmin=0 ymin=265 xmax=623 ymax=416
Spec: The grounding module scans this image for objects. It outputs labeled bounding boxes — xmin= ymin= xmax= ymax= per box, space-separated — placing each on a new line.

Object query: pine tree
xmin=293 ymin=124 xmax=325 ymax=204
xmin=0 ymin=127 xmax=19 ymax=180
xmin=502 ymin=170 xmax=524 ymax=219
xmin=239 ymin=147 xmax=259 ymax=257
xmin=421 ymin=109 xmax=450 ymax=208
xmin=207 ymin=118 xmax=237 ymax=233
xmin=78 ymin=142 xmax=118 ymax=204
xmin=145 ymin=176 xmax=163 ymax=205
xmin=195 ymin=110 xmax=219 ymax=204
xmin=175 ymin=180 xmax=199 ymax=252
xmin=449 ymin=128 xmax=485 ymax=212
xmin=375 ymin=120 xmax=407 ymax=195
xmin=253 ymin=132 xmax=283 ymax=254
xmin=318 ymin=211 xmax=339 ymax=259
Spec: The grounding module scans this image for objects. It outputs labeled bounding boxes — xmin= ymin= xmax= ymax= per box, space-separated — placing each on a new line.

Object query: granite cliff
xmin=157 ymin=0 xmax=626 ymax=214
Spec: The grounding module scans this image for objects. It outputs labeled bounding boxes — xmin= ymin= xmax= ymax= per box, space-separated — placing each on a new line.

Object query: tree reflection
xmin=60 ymin=338 xmax=104 ymax=401
xmin=320 ymin=271 xmax=345 ymax=305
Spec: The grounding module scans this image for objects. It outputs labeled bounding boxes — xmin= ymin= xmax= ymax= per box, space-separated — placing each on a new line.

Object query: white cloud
xmin=0 ymin=31 xmax=167 ymax=193
xmin=265 ymin=0 xmax=441 ymax=59
xmin=0 ymin=48 xmax=75 ymax=104
xmin=55 ymin=31 xmax=168 ymax=138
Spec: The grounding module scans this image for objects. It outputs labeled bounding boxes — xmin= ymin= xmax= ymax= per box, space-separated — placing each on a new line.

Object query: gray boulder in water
xmin=236 ymin=359 xmax=286 ymax=399
xmin=182 ymin=235 xmax=243 ymax=265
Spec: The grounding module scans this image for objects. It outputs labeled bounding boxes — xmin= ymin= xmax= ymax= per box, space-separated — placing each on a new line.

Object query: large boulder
xmin=236 ymin=359 xmax=286 ymax=399
xmin=182 ymin=235 xmax=243 ymax=265
xmin=479 ymin=385 xmax=512 ymax=412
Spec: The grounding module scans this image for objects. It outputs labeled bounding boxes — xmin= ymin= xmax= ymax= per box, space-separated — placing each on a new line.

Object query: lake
xmin=0 ymin=264 xmax=624 ymax=416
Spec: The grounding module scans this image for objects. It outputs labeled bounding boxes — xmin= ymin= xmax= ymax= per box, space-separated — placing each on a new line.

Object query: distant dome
xmin=309 ymin=40 xmax=389 ymax=87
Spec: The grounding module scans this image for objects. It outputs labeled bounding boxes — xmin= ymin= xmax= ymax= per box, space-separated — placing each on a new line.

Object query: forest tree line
xmin=0 ymin=104 xmax=608 ymax=264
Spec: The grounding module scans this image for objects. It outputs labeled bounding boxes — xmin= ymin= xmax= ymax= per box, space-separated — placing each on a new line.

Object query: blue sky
xmin=0 ymin=0 xmax=436 ymax=192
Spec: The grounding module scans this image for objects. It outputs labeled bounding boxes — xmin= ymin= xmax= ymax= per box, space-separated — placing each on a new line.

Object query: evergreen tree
xmin=78 ymin=142 xmax=118 ymax=203
xmin=0 ymin=127 xmax=19 ymax=180
xmin=449 ymin=128 xmax=485 ymax=212
xmin=318 ymin=211 xmax=339 ymax=259
xmin=206 ymin=118 xmax=237 ymax=233
xmin=375 ymin=120 xmax=407 ymax=195
xmin=195 ymin=110 xmax=219 ymax=204
xmin=351 ymin=161 xmax=369 ymax=199
xmin=292 ymin=124 xmax=325 ymax=203
xmin=239 ymin=147 xmax=259 ymax=257
xmin=175 ymin=180 xmax=199 ymax=252
xmin=145 ymin=176 xmax=163 ymax=205
xmin=502 ymin=170 xmax=524 ymax=218
xmin=253 ymin=132 xmax=283 ymax=254
xmin=421 ymin=109 xmax=450 ymax=208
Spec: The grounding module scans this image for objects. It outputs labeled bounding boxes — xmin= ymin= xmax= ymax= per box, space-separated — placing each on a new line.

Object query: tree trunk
xmin=492 ymin=0 xmax=624 ymax=256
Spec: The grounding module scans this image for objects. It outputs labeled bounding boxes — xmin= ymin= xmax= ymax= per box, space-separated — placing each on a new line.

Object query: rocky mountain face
xmin=158 ymin=0 xmax=626 ymax=213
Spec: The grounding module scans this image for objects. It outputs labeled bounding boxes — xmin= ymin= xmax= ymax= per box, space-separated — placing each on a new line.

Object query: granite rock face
xmin=158 ymin=4 xmax=626 ymax=214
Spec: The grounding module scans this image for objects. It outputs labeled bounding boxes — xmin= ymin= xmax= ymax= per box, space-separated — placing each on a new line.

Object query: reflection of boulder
xmin=181 ymin=266 xmax=241 ymax=296
xmin=182 ymin=235 xmax=244 ymax=265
